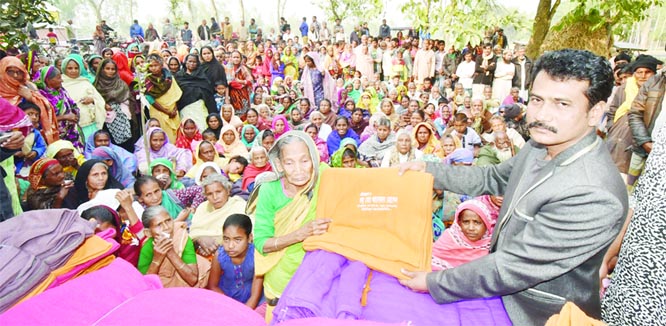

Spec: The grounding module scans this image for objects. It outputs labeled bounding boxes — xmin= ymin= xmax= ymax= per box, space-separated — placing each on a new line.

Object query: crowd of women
xmin=0 ymin=14 xmax=662 ymax=325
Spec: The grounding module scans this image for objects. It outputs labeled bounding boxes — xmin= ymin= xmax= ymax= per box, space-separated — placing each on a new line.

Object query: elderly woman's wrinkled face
xmin=251 ymin=149 xmax=268 ymax=167
xmin=442 ymin=137 xmax=456 ymax=155
xmin=244 ymin=127 xmax=257 ymax=142
xmin=185 ymin=56 xmax=198 ymax=72
xmin=94 ymin=133 xmax=110 ymax=148
xmin=204 ymin=181 xmax=230 ymax=210
xmin=377 ymin=125 xmax=390 ymax=142
xmin=199 ymin=142 xmax=217 ymax=162
xmin=416 ymin=125 xmax=430 ymax=144
xmin=152 ymin=164 xmax=172 ymax=189
xmin=148 ymin=211 xmax=174 ymax=237
xmin=247 ymin=110 xmax=259 ymax=124
xmin=319 ymin=100 xmax=331 ymax=114
xmin=43 ymin=163 xmax=65 ymax=186
xmin=494 ymin=133 xmax=512 ymax=151
xmin=54 ymin=149 xmax=77 ymax=168
xmin=222 ymin=130 xmax=235 ymax=145
xmin=310 ymin=114 xmax=322 ymax=127
xmin=278 ymin=140 xmax=313 ymax=189
xmin=396 ymin=133 xmax=411 ymax=155
xmin=87 ymin=163 xmax=109 ymax=191
xmin=222 ymin=106 xmax=233 ymax=120
xmin=138 ymin=180 xmax=163 ymax=207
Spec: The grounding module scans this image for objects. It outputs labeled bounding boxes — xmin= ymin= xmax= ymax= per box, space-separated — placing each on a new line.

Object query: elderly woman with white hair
xmin=137 ymin=205 xmax=200 ymax=287
xmin=189 ymin=174 xmax=248 ymax=257
xmin=380 ymin=129 xmax=424 ymax=167
xmin=308 ymin=110 xmax=333 ymax=140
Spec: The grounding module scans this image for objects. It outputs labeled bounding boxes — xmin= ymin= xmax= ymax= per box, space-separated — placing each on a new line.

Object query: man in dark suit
xmin=399 ymin=49 xmax=628 ymax=325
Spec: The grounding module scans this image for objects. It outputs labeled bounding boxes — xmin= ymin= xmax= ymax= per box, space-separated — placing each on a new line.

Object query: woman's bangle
xmin=273 ymin=238 xmax=278 ymax=251
xmin=151 ymin=260 xmax=160 ymax=266
xmin=178 ymin=262 xmax=186 ymax=270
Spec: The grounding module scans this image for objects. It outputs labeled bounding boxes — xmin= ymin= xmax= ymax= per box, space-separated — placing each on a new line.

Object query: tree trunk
xmin=210 ymin=0 xmax=219 ymax=21
xmin=238 ymin=0 xmax=245 ymax=22
xmin=85 ymin=0 xmax=103 ymax=23
xmin=526 ymin=0 xmax=561 ymax=59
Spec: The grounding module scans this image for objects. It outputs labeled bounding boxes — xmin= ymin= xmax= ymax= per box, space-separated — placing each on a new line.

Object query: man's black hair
xmin=530 ymin=49 xmax=613 ymax=108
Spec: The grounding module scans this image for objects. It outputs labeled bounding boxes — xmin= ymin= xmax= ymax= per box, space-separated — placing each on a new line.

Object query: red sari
xmin=175 ymin=119 xmax=203 ymax=163
xmin=227 ymin=64 xmax=252 ymax=119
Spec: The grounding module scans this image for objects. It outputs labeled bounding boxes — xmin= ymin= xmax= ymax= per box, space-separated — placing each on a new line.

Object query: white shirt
xmin=456 ymin=60 xmax=476 ymax=89
xmin=380 ymin=148 xmax=424 ymax=167
xmin=318 ymin=123 xmax=333 ymax=140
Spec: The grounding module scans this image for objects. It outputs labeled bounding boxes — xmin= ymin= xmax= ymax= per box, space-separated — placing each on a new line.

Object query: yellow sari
xmin=148 ymin=78 xmax=183 ymax=144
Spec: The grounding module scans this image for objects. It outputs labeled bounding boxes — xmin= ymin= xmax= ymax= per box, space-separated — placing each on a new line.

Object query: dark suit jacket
xmin=424 ymin=131 xmax=628 ymax=325
xmin=473 ymin=55 xmax=497 ymax=85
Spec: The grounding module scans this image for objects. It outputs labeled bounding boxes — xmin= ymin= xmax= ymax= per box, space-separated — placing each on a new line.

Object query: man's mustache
xmin=527 ymin=121 xmax=558 ymax=134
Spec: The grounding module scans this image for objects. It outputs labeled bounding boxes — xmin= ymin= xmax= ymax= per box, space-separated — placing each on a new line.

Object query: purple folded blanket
xmin=272 ymin=250 xmax=512 ymax=326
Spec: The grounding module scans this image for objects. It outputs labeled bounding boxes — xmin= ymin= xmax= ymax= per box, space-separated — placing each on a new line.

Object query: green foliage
xmin=401 ymin=0 xmax=529 ymax=49
xmin=313 ymin=0 xmax=383 ymax=23
xmin=554 ymin=0 xmax=663 ymax=39
xmin=0 ymin=0 xmax=55 ymax=50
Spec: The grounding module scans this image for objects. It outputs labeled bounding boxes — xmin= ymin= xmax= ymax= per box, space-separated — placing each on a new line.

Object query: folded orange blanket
xmin=304 ymin=168 xmax=433 ymax=279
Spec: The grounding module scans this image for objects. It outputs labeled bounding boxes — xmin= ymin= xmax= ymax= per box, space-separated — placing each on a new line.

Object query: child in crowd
xmin=202 ymin=130 xmax=225 ymax=156
xmin=207 ymin=214 xmax=264 ymax=308
xmin=223 ymin=155 xmax=248 ymax=183
xmin=16 ymin=101 xmax=47 ymax=177
xmin=214 ymin=82 xmax=228 ymax=112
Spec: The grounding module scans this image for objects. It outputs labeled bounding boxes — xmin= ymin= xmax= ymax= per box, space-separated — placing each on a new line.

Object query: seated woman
xmin=190 ymin=174 xmax=247 ymax=258
xmin=245 ymin=108 xmax=269 ymax=131
xmin=94 ymin=59 xmax=136 ymax=152
xmin=252 ymin=130 xmax=331 ymax=322
xmin=330 ymin=138 xmax=367 ymax=168
xmin=62 ymin=159 xmax=124 ymax=209
xmin=304 ymin=124 xmax=329 ymax=164
xmin=175 ymin=118 xmax=203 ymax=162
xmin=15 ymin=101 xmax=47 ymax=177
xmin=60 ymin=54 xmax=106 ymax=141
xmin=38 ymin=65 xmax=84 ymax=151
xmin=358 ymin=116 xmax=395 ymax=167
xmin=207 ymin=214 xmax=264 ymax=308
xmin=24 ymin=158 xmax=72 ymax=210
xmin=220 ymin=104 xmax=244 ymax=131
xmin=134 ymin=118 xmax=161 ymax=154
xmin=185 ymin=140 xmax=227 ymax=179
xmin=288 ymin=107 xmax=307 ymax=131
xmin=431 ymin=199 xmax=498 ymax=271
xmin=150 ymin=158 xmax=185 ymax=191
xmin=45 ymin=140 xmax=86 ymax=179
xmin=84 ymin=130 xmax=137 ymax=174
xmin=308 ymin=111 xmax=332 ymax=141
xmin=326 ymin=116 xmax=360 ymax=155
xmin=271 ymin=115 xmax=292 ymax=140
xmin=255 ymin=130 xmax=276 ymax=153
xmin=133 ymin=176 xmax=189 ymax=222
xmin=412 ymin=122 xmax=444 ymax=158
xmin=204 ymin=113 xmax=222 ymax=139
xmin=138 ymin=206 xmax=199 ymax=287
xmin=349 ymin=108 xmax=369 ymax=138
xmin=381 ymin=129 xmax=424 ymax=167
xmin=240 ymin=125 xmax=259 ymax=150
xmin=136 ymin=127 xmax=192 ymax=176
xmin=440 ymin=134 xmax=462 ymax=158
xmin=218 ymin=124 xmax=249 ymax=159
xmin=78 ymin=189 xmax=144 ymax=266
xmin=241 ymin=146 xmax=272 ymax=192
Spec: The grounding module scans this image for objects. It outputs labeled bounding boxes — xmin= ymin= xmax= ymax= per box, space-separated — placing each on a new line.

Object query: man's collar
xmin=532 ymin=131 xmax=600 ymax=166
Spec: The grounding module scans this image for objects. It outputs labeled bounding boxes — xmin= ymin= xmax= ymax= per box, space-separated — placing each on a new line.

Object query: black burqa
xmin=175 ymin=54 xmax=218 ymax=114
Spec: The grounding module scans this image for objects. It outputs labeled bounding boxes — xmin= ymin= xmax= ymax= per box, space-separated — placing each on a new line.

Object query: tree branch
xmin=548 ymin=0 xmax=561 ymax=19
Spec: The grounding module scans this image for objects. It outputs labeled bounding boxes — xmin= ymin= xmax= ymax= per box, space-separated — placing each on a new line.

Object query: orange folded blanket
xmin=303 ymin=168 xmax=433 ymax=279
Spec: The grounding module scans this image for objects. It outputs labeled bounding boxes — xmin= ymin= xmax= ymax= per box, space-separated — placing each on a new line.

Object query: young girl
xmin=207 ymin=214 xmax=264 ymax=308
xmin=201 ymin=130 xmax=225 ymax=156
xmin=431 ymin=199 xmax=497 ymax=270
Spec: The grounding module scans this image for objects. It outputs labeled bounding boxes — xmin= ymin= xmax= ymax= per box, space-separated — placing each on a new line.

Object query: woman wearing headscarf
xmin=45 ymin=139 xmax=87 ymax=179
xmin=326 ymin=116 xmax=360 ymax=155
xmin=358 ymin=116 xmax=396 ymax=167
xmin=330 ymin=138 xmax=366 ymax=168
xmin=112 ymin=52 xmax=135 ymax=86
xmin=87 ymin=54 xmax=103 ymax=82
xmin=136 ymin=127 xmax=192 ymax=176
xmin=381 ymin=129 xmax=424 ymax=167
xmin=431 ymin=199 xmax=497 ymax=270
xmin=94 ymin=59 xmax=135 ymax=152
xmin=281 ymin=46 xmax=299 ymax=80
xmin=90 ymin=146 xmax=136 ymax=188
xmin=240 ymin=124 xmax=260 ymax=150
xmin=84 ymin=130 xmax=137 ymax=172
xmin=25 ymin=158 xmax=71 ymax=210
xmin=226 ymin=50 xmax=253 ymax=119
xmin=62 ymin=159 xmax=124 ymax=209
xmin=301 ymin=52 xmax=336 ymax=110
xmin=218 ymin=124 xmax=249 ymax=158
xmin=176 ymin=54 xmax=217 ymax=129
xmin=303 ymin=123 xmax=329 ymax=164
xmin=143 ymin=53 xmax=182 ymax=143
xmin=269 ymin=49 xmax=285 ymax=84
xmin=0 ymin=98 xmax=33 ymax=216
xmin=271 ymin=114 xmax=292 ymax=140
xmin=338 ymin=43 xmax=356 ymax=80
xmin=220 ymin=104 xmax=243 ymax=131
xmin=251 ymin=130 xmax=331 ymax=322
xmin=185 ymin=140 xmax=227 ymax=179
xmin=0 ymin=57 xmax=59 ymax=144
xmin=149 ymin=158 xmax=185 ymax=191
xmin=17 ymin=50 xmax=42 ymax=82
xmin=412 ymin=122 xmax=444 ymax=158
xmin=37 ymin=66 xmax=83 ymax=151
xmin=175 ymin=118 xmax=203 ymax=163
xmin=61 ymin=54 xmax=107 ymax=141
xmin=204 ymin=113 xmax=223 ymax=139
xmin=167 ymin=56 xmax=181 ymax=75
xmin=199 ymin=45 xmax=228 ymax=90
xmin=241 ymin=146 xmax=273 ymax=192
